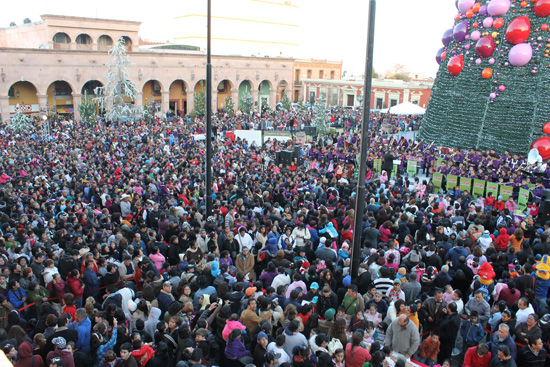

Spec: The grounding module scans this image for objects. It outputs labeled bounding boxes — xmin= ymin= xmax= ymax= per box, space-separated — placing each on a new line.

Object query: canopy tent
xmin=380 ymin=101 xmax=426 ymax=115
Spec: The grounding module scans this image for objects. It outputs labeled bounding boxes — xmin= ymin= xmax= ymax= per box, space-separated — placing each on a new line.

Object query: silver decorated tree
xmin=312 ymin=94 xmax=330 ymax=134
xmin=94 ymin=37 xmax=141 ymax=121
xmin=239 ymin=88 xmax=254 ymax=116
xmin=79 ymin=91 xmax=97 ymax=126
xmin=7 ymin=105 xmax=32 ymax=133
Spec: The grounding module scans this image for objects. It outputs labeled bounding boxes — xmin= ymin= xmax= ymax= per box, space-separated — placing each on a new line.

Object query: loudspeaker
xmin=275 ymin=151 xmax=283 ymax=166
xmin=304 ymin=126 xmax=317 ymax=136
xmin=542 ymin=189 xmax=550 ymax=201
xmin=281 ymin=150 xmax=293 ymax=166
xmin=538 ymin=199 xmax=550 ymax=226
xmin=293 ymin=145 xmax=301 ymax=160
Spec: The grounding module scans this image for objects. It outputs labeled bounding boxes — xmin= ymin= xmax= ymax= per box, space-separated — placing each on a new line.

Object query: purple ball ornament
xmin=454 ymin=21 xmax=470 ymax=42
xmin=479 ymin=4 xmax=488 ymax=16
xmin=508 ymin=43 xmax=533 ymax=66
xmin=471 ymin=30 xmax=481 ymax=41
xmin=436 ymin=47 xmax=446 ymax=64
xmin=442 ymin=29 xmax=454 ymax=47
xmin=458 ymin=0 xmax=475 ymax=13
xmin=488 ymin=0 xmax=511 ymax=16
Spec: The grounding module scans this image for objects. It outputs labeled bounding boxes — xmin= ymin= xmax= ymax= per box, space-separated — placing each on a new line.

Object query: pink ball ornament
xmin=458 ymin=0 xmax=476 ymax=13
xmin=490 ymin=93 xmax=497 ymax=98
xmin=465 ymin=44 xmax=471 ymax=50
xmin=483 ymin=17 xmax=494 ymax=28
xmin=489 ymin=58 xmax=495 ymax=64
xmin=488 ymin=0 xmax=511 ymax=16
xmin=471 ymin=30 xmax=481 ymax=41
xmin=476 ymin=58 xmax=482 ymax=64
xmin=499 ymin=85 xmax=506 ymax=91
xmin=508 ymin=43 xmax=533 ymax=66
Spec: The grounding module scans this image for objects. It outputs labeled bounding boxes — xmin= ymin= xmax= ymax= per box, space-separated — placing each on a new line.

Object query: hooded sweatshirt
xmin=494 ymin=228 xmax=510 ymax=251
xmin=15 ymin=341 xmax=45 ymax=367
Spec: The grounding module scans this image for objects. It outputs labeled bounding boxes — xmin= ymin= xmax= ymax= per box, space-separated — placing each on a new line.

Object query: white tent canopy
xmin=380 ymin=101 xmax=426 ymax=115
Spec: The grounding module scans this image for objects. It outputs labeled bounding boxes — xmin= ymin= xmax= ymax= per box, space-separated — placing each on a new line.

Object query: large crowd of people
xmin=0 ymin=110 xmax=549 ymax=367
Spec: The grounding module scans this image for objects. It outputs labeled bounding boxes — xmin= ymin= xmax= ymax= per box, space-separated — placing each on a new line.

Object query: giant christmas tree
xmin=419 ymin=0 xmax=550 ymax=155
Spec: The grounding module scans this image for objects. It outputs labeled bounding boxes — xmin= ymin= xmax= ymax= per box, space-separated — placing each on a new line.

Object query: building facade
xmin=301 ymin=78 xmax=433 ymax=109
xmin=292 ymin=59 xmax=343 ymax=102
xmin=0 ymin=15 xmax=294 ymax=121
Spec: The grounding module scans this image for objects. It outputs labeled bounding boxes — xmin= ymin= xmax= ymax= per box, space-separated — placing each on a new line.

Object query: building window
xmin=319 ymin=70 xmax=324 ymax=79
xmin=330 ymin=70 xmax=335 ymax=79
xmin=307 ymin=70 xmax=312 ymax=79
xmin=76 ymin=34 xmax=92 ymax=45
xmin=390 ymin=99 xmax=398 ymax=107
xmin=98 ymin=35 xmax=113 ymax=46
xmin=295 ymin=69 xmax=300 ymax=82
xmin=52 ymin=32 xmax=71 ymax=44
xmin=411 ymin=99 xmax=419 ymax=105
xmin=376 ymin=98 xmax=384 ymax=109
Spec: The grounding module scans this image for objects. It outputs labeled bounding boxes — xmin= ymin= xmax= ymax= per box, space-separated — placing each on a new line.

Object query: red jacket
xmin=494 ymin=228 xmax=510 ymax=251
xmin=463 ymin=346 xmax=491 ymax=367
xmin=66 ymin=276 xmax=84 ymax=299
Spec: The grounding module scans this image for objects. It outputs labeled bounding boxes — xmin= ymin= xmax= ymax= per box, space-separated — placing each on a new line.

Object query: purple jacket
xmin=225 ymin=338 xmax=251 ymax=360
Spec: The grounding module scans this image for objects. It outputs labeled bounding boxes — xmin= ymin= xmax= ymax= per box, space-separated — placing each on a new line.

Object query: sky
xmin=0 ymin=0 xmax=458 ymax=78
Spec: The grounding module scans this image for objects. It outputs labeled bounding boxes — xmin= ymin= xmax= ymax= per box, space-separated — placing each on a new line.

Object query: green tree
xmin=192 ymin=82 xmax=206 ymax=117
xmin=79 ymin=91 xmax=97 ymax=126
xmin=239 ymin=89 xmax=254 ymax=115
xmin=7 ymin=106 xmax=32 ymax=133
xmin=297 ymin=100 xmax=307 ymax=112
xmin=312 ymin=95 xmax=330 ymax=134
xmin=281 ymin=91 xmax=292 ymax=111
xmin=223 ymin=96 xmax=235 ymax=116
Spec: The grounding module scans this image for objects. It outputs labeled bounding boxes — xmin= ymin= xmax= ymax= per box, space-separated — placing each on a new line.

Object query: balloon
xmin=532 ymin=136 xmax=550 ymax=161
xmin=448 ymin=55 xmax=464 ymax=76
xmin=454 ymin=21 xmax=470 ymax=42
xmin=493 ymin=18 xmax=504 ymax=29
xmin=483 ymin=17 xmax=494 ymax=28
xmin=458 ymin=0 xmax=475 ymax=13
xmin=509 ymin=43 xmax=533 ymax=66
xmin=442 ymin=29 xmax=454 ymax=46
xmin=488 ymin=0 xmax=511 ymax=16
xmin=482 ymin=68 xmax=493 ymax=78
xmin=543 ymin=122 xmax=550 ymax=134
xmin=535 ymin=0 xmax=550 ymax=17
xmin=476 ymin=36 xmax=496 ymax=58
xmin=490 ymin=93 xmax=497 ymax=98
xmin=506 ymin=16 xmax=531 ymax=44
xmin=479 ymin=4 xmax=488 ymax=15
xmin=471 ymin=30 xmax=481 ymax=41
xmin=436 ymin=47 xmax=446 ymax=64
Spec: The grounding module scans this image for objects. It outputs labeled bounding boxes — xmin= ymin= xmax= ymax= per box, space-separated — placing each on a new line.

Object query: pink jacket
xmin=149 ymin=253 xmax=165 ymax=272
xmin=222 ymin=320 xmax=246 ymax=340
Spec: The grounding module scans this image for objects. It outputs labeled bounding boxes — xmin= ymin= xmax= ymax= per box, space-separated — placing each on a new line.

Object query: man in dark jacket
xmin=317 ymin=285 xmax=338 ymax=318
xmin=119 ymin=342 xmax=139 ymax=367
xmin=517 ymin=336 xmax=546 ymax=367
xmin=488 ymin=324 xmax=517 ymax=363
xmin=58 ymin=250 xmax=79 ymax=280
xmin=437 ymin=302 xmax=460 ymax=364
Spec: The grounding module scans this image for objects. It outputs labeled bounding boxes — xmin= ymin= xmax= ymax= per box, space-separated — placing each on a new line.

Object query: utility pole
xmin=206 ymin=0 xmax=213 ymax=217
xmin=351 ymin=0 xmax=377 ymax=279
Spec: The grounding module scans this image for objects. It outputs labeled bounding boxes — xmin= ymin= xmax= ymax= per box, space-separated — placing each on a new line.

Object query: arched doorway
xmin=98 ymin=35 xmax=113 ymax=51
xmin=47 ymin=81 xmax=73 ymax=116
xmin=217 ymin=80 xmax=233 ymax=110
xmin=169 ymin=80 xmax=189 ymax=115
xmin=76 ymin=34 xmax=92 ymax=49
xmin=81 ymin=80 xmax=104 ymax=113
xmin=52 ymin=32 xmax=71 ymax=49
xmin=8 ymin=81 xmax=39 ymax=116
xmin=277 ymin=80 xmax=289 ymax=104
xmin=121 ymin=36 xmax=133 ymax=50
xmin=238 ymin=80 xmax=252 ymax=102
xmin=258 ymin=80 xmax=272 ymax=111
xmin=194 ymin=80 xmax=206 ymax=93
xmin=142 ymin=80 xmax=163 ymax=112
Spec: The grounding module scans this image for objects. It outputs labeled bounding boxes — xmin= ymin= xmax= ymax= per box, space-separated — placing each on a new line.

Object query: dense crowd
xmin=0 ymin=111 xmax=549 ymax=367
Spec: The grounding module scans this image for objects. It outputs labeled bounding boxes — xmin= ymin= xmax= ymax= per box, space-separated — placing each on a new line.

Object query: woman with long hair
xmin=225 ymin=328 xmax=253 ymax=364
xmin=328 ymin=318 xmax=348 ymax=348
xmin=344 ymin=331 xmax=371 ymax=367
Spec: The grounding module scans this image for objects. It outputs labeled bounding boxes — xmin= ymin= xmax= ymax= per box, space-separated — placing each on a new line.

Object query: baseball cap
xmin=245 ymin=287 xmax=257 ymax=297
xmin=393 ymin=279 xmax=401 ymax=285
xmin=343 ymin=275 xmax=351 ymax=287
xmin=310 ymin=282 xmax=319 ymax=290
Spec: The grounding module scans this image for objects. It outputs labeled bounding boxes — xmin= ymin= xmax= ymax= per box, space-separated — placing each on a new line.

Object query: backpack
xmin=328 ymin=338 xmax=343 ymax=354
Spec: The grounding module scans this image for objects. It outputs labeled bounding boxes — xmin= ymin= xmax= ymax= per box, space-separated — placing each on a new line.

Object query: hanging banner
xmin=433 ymin=173 xmax=443 ymax=189
xmin=407 ymin=160 xmax=417 ymax=177
xmin=374 ymin=159 xmax=382 ymax=173
xmin=500 ymin=185 xmax=513 ymax=201
xmin=486 ymin=182 xmax=499 ymax=198
xmin=518 ymin=187 xmax=530 ymax=210
xmin=460 ymin=177 xmax=472 ymax=193
xmin=435 ymin=158 xmax=444 ymax=172
xmin=473 ymin=179 xmax=486 ymax=197
xmin=447 ymin=175 xmax=458 ymax=192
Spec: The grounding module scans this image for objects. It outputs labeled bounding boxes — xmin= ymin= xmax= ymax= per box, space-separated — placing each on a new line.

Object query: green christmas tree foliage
xmin=8 ymin=106 xmax=32 ymax=133
xmin=419 ymin=1 xmax=550 ymax=154
xmin=223 ymin=96 xmax=235 ymax=116
xmin=239 ymin=89 xmax=254 ymax=115
xmin=79 ymin=91 xmax=97 ymax=126
xmin=281 ymin=91 xmax=292 ymax=111
xmin=312 ymin=94 xmax=330 ymax=134
xmin=192 ymin=82 xmax=206 ymax=118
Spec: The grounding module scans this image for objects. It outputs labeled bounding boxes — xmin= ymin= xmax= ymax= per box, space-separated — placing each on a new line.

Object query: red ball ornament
xmin=494 ymin=18 xmax=505 ymax=29
xmin=473 ymin=2 xmax=481 ymax=13
xmin=476 ymin=36 xmax=496 ymax=58
xmin=441 ymin=51 xmax=447 ymax=60
xmin=535 ymin=0 xmax=550 ymax=17
xmin=482 ymin=68 xmax=493 ymax=78
xmin=448 ymin=55 xmax=464 ymax=76
xmin=466 ymin=9 xmax=474 ymax=18
xmin=543 ymin=122 xmax=550 ymax=134
xmin=473 ymin=22 xmax=479 ymax=28
xmin=532 ymin=136 xmax=550 ymax=160
xmin=506 ymin=16 xmax=531 ymax=44
xmin=542 ymin=24 xmax=549 ymax=31
xmin=521 ymin=1 xmax=529 ymax=7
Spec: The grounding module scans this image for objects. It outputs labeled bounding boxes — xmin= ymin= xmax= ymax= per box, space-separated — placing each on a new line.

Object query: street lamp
xmin=41 ymin=114 xmax=50 ymax=138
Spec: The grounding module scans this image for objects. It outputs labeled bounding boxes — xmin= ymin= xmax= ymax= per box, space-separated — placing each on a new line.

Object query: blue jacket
xmin=489 ymin=333 xmax=517 ymax=361
xmin=7 ymin=287 xmax=27 ymax=309
xmin=83 ymin=268 xmax=100 ymax=297
xmin=70 ymin=316 xmax=91 ymax=351
xmin=460 ymin=320 xmax=485 ymax=345
xmin=445 ymin=246 xmax=468 ymax=267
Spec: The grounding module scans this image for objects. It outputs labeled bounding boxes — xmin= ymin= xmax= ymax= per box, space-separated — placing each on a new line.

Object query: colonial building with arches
xmin=0 ymin=15 xmax=294 ymax=121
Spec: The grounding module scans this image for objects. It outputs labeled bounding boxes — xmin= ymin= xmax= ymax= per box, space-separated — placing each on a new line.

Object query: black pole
xmin=206 ymin=0 xmax=213 ymax=218
xmin=351 ymin=0 xmax=376 ymax=279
